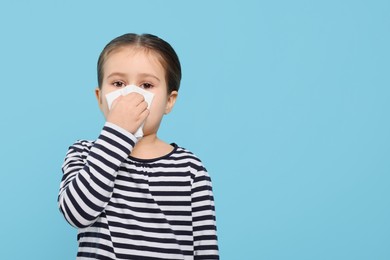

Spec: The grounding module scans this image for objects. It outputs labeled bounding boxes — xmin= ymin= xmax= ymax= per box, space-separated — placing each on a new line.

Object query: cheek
xmin=150 ymin=95 xmax=167 ymax=114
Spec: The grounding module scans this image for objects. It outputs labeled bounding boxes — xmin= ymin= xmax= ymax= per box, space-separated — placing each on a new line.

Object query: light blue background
xmin=0 ymin=1 xmax=389 ymax=259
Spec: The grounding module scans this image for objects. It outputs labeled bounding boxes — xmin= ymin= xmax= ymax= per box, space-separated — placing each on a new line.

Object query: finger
xmin=125 ymin=92 xmax=145 ymax=104
xmin=133 ymin=100 xmax=148 ymax=115
xmin=139 ymin=109 xmax=150 ymax=122
xmin=137 ymin=100 xmax=148 ymax=111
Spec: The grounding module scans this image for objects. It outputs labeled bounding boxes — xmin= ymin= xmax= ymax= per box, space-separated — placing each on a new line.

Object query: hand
xmin=106 ymin=93 xmax=150 ymax=134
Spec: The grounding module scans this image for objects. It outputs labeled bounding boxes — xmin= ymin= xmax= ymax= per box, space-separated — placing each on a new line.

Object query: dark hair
xmin=97 ymin=33 xmax=181 ymax=93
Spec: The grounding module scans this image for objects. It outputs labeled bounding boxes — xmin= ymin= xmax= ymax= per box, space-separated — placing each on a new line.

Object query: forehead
xmin=104 ymin=46 xmax=165 ymax=75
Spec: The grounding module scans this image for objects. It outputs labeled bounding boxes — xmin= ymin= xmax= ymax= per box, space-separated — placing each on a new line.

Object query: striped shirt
xmin=58 ymin=122 xmax=219 ymax=260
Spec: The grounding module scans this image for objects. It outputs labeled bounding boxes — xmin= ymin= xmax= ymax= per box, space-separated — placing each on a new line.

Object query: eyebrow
xmin=106 ymin=72 xmax=161 ymax=82
xmin=106 ymin=72 xmax=127 ymax=79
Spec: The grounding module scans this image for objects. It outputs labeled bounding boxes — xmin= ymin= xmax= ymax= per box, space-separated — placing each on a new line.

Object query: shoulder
xmin=172 ymin=144 xmax=208 ymax=173
xmin=173 ymin=146 xmax=216 ymax=188
xmin=61 ymin=139 xmax=95 ymax=170
xmin=65 ymin=139 xmax=95 ymax=158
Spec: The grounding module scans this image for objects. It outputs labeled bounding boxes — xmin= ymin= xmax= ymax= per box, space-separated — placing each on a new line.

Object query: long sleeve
xmin=58 ymin=122 xmax=137 ymax=228
xmin=192 ymin=168 xmax=219 ymax=259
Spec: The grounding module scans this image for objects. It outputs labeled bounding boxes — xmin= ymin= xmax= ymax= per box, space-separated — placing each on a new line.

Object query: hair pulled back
xmin=97 ymin=33 xmax=181 ymax=94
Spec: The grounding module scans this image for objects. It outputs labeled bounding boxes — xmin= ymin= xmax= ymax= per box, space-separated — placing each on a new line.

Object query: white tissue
xmin=106 ymin=85 xmax=154 ymax=138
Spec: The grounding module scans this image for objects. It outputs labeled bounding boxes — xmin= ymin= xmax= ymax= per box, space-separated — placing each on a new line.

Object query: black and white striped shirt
xmin=58 ymin=122 xmax=219 ymax=259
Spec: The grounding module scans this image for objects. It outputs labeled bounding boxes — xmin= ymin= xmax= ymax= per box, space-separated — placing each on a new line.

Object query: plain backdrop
xmin=0 ymin=1 xmax=389 ymax=259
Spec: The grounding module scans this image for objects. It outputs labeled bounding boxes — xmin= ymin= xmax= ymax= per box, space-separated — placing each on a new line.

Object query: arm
xmin=58 ymin=122 xmax=137 ymax=228
xmin=192 ymin=168 xmax=219 ymax=259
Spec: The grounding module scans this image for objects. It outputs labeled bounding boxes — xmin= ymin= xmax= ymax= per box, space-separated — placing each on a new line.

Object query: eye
xmin=140 ymin=82 xmax=154 ymax=89
xmin=113 ymin=81 xmax=126 ymax=88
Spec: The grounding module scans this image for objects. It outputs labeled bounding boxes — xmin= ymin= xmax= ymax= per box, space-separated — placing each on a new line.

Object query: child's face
xmin=95 ymin=46 xmax=177 ymax=136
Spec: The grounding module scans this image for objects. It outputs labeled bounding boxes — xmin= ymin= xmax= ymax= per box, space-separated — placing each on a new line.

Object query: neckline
xmin=128 ymin=143 xmax=178 ymax=163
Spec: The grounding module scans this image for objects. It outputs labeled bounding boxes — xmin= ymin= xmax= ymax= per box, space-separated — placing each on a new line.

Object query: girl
xmin=58 ymin=33 xmax=219 ymax=260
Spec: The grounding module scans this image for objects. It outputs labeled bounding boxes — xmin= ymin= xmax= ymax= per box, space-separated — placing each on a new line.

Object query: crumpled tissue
xmin=106 ymin=85 xmax=154 ymax=138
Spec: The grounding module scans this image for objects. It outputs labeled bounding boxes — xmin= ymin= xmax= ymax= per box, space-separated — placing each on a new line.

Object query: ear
xmin=165 ymin=91 xmax=178 ymax=114
xmin=95 ymin=87 xmax=104 ymax=111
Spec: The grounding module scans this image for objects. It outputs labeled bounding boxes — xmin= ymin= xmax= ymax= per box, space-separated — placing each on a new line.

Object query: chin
xmin=142 ymin=124 xmax=160 ymax=136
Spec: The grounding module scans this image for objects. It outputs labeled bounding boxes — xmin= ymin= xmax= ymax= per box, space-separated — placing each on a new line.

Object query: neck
xmin=130 ymin=133 xmax=173 ymax=160
xmin=136 ymin=133 xmax=159 ymax=146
